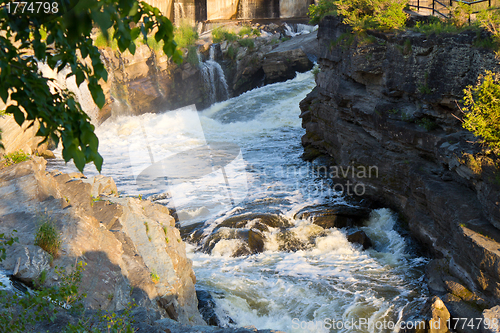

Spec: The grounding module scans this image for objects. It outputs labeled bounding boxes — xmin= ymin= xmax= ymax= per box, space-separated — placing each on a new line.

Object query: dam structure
xmin=144 ymin=0 xmax=316 ymax=24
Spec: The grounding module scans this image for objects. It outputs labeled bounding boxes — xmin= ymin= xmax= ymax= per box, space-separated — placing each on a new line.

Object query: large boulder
xmin=0 ymin=157 xmax=204 ymax=325
xmin=1 ymin=244 xmax=52 ymax=284
xmin=346 ymin=230 xmax=372 ymax=249
xmin=262 ymin=48 xmax=313 ymax=84
xmin=294 ymin=204 xmax=371 ymax=229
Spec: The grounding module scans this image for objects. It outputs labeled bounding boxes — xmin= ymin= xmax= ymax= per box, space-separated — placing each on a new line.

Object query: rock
xmin=262 ymin=48 xmax=313 ymax=85
xmin=196 ymin=289 xmax=223 ymax=326
xmin=0 ymin=116 xmax=46 ymax=155
xmin=0 ymin=157 xmax=204 ymax=325
xmin=420 ymin=296 xmax=452 ymax=333
xmin=482 ymin=306 xmax=500 ymax=333
xmin=441 ymin=293 xmax=483 ymax=333
xmin=38 ymin=150 xmax=55 ymax=159
xmin=301 ymin=15 xmax=500 ymax=303
xmin=248 ymin=229 xmax=265 ymax=253
xmin=442 ymin=276 xmax=488 ymax=306
xmin=294 ymin=204 xmax=371 ymax=229
xmin=82 ymin=174 xmax=118 ymax=197
xmin=1 ymin=244 xmax=52 ymax=284
xmin=268 ymin=31 xmax=320 ymax=60
xmin=218 ymin=213 xmax=291 ymax=230
xmin=426 ymin=259 xmax=448 ymax=293
xmin=346 ymin=230 xmax=372 ymax=249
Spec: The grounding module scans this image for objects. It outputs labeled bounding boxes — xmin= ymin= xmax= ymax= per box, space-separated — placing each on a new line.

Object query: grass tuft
xmin=3 ymin=150 xmax=30 ymax=166
xmin=35 ymin=214 xmax=61 ymax=257
xmin=174 ymin=22 xmax=199 ymax=49
xmin=212 ymin=26 xmax=239 ymax=43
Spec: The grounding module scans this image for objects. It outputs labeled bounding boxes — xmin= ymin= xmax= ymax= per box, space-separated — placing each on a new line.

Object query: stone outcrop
xmin=301 ymin=15 xmax=500 ymax=323
xmin=0 ymin=157 xmax=204 ymax=325
xmin=99 ymin=45 xmax=211 ymax=122
xmin=0 ymin=116 xmax=48 ymax=155
xmin=97 ymin=26 xmax=316 ymax=122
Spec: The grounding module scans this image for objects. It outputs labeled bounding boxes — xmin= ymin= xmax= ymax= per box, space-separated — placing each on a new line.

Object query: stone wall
xmin=301 ymin=16 xmax=500 ymax=324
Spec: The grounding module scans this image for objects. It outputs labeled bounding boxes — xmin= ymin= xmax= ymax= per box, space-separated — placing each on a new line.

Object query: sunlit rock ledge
xmin=0 ymin=156 xmax=205 ymax=326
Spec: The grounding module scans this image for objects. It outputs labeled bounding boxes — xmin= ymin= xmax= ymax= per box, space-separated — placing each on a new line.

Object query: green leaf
xmin=128 ymin=41 xmax=136 ymax=55
xmin=6 ymin=105 xmax=24 ymax=126
xmin=93 ymin=63 xmax=108 ymax=81
xmin=93 ymin=152 xmax=103 ymax=172
xmin=88 ymin=84 xmax=105 ymax=109
xmin=75 ymin=70 xmax=86 ymax=87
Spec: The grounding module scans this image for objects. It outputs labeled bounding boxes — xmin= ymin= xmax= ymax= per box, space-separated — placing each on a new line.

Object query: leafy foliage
xmin=174 ymin=22 xmax=199 ymax=49
xmin=3 ymin=150 xmax=30 ymax=166
xmin=308 ymin=0 xmax=338 ymax=24
xmin=212 ymin=26 xmax=239 ymax=43
xmin=150 ymin=270 xmax=160 ymax=284
xmin=186 ymin=46 xmax=200 ymax=66
xmin=0 ymin=0 xmax=181 ymax=172
xmin=449 ymin=2 xmax=473 ymax=28
xmin=0 ymin=260 xmax=87 ymax=333
xmin=477 ymin=8 xmax=500 ymax=52
xmin=34 ymin=213 xmax=62 ymax=257
xmin=462 ymin=71 xmax=500 ymax=150
xmin=0 ymin=231 xmax=17 ymax=266
xmin=238 ymin=38 xmax=255 ymax=49
xmin=308 ymin=0 xmax=408 ymax=31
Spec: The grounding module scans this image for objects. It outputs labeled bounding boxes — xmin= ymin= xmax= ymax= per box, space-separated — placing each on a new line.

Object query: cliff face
xmin=97 ymin=30 xmax=314 ymax=122
xmin=0 ymin=157 xmax=205 ymax=325
xmin=301 ymin=16 xmax=500 ymax=315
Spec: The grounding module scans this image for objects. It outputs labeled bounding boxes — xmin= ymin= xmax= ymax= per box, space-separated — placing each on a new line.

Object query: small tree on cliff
xmin=0 ymin=0 xmax=182 ymax=172
xmin=462 ymin=71 xmax=500 ymax=150
xmin=308 ymin=0 xmax=408 ymax=31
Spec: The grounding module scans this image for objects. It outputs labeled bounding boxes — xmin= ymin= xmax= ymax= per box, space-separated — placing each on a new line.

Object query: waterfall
xmin=198 ymin=45 xmax=229 ymax=105
xmin=284 ymin=23 xmax=319 ymax=37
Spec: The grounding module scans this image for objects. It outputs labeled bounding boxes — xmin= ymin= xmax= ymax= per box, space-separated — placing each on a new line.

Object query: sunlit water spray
xmin=47 ymin=70 xmax=428 ymax=332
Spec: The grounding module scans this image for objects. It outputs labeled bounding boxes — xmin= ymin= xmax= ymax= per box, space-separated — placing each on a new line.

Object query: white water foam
xmin=189 ymin=210 xmax=427 ymax=333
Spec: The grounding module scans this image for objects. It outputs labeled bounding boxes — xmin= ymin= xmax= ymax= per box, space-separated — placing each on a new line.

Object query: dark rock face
xmin=98 ymin=33 xmax=315 ymax=122
xmin=346 ymin=230 xmax=372 ymax=250
xmin=262 ymin=48 xmax=313 ymax=84
xmin=301 ymin=16 xmax=500 ymax=308
xmin=294 ymin=204 xmax=371 ymax=228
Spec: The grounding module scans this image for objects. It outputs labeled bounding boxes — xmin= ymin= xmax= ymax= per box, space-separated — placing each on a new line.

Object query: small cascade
xmin=284 ymin=23 xmax=319 ymax=37
xmin=198 ymin=45 xmax=229 ymax=106
xmin=174 ymin=2 xmax=186 ymax=25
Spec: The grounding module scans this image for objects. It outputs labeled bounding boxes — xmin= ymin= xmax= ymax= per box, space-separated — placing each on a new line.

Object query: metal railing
xmin=408 ymin=0 xmax=496 ymax=19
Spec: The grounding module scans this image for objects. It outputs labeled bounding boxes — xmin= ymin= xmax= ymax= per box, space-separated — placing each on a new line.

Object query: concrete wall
xmin=280 ymin=0 xmax=312 ymax=18
xmin=142 ymin=0 xmax=314 ymax=22
xmin=207 ymin=0 xmax=238 ymax=20
xmin=143 ymin=0 xmax=174 ymax=19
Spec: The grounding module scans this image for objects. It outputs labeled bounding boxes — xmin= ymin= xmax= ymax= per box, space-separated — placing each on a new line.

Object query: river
xmin=47 ymin=70 xmax=428 ymax=333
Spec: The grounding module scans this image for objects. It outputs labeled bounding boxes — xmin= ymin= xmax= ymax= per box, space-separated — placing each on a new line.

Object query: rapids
xmin=47 ymin=70 xmax=428 ymax=332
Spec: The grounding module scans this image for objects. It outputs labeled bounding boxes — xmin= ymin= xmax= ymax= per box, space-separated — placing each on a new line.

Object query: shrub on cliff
xmin=308 ymin=0 xmax=408 ymax=31
xmin=174 ymin=22 xmax=199 ymax=49
xmin=0 ymin=237 xmax=137 ymax=332
xmin=212 ymin=26 xmax=239 ymax=43
xmin=3 ymin=150 xmax=30 ymax=167
xmin=462 ymin=71 xmax=500 ymax=150
xmin=477 ymin=8 xmax=500 ymax=51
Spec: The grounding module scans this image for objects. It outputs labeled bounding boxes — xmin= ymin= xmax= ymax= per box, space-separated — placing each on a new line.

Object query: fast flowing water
xmin=48 ymin=70 xmax=428 ymax=332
